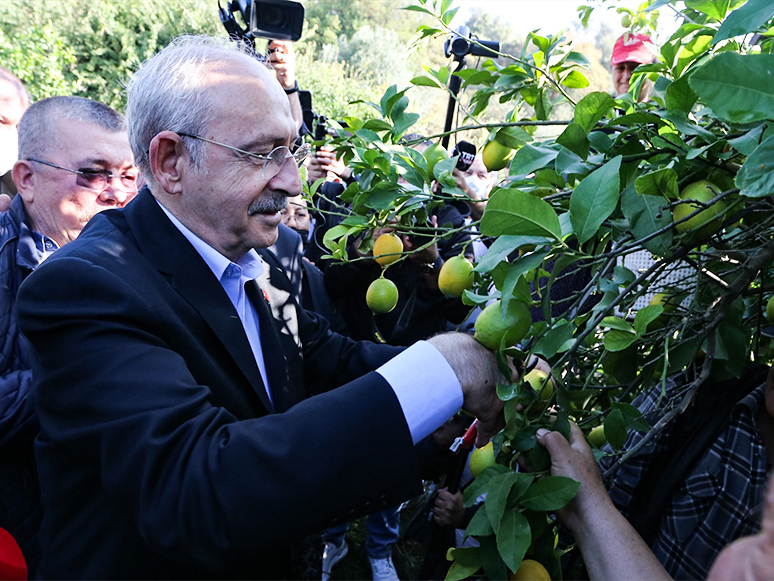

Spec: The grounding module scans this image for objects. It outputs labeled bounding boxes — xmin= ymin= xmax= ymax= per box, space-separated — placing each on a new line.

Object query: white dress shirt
xmin=157 ymin=201 xmax=463 ymax=443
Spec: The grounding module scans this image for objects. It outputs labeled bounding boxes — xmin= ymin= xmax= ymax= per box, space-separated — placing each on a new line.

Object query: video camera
xmin=444 ymin=25 xmax=499 ymax=60
xmin=219 ymin=0 xmax=304 ymax=45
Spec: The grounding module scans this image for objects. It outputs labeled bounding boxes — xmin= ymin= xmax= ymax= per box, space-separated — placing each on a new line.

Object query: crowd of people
xmin=0 ymin=27 xmax=771 ymax=581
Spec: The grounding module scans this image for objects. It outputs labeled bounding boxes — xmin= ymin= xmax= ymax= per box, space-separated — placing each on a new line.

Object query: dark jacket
xmin=0 ymin=194 xmax=44 ymax=573
xmin=17 ymin=189 xmax=421 ymax=579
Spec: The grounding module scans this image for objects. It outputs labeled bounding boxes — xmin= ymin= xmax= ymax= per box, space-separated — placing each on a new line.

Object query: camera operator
xmin=267 ymin=39 xmax=303 ymax=133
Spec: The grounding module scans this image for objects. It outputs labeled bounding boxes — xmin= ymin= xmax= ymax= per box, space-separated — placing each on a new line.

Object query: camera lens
xmin=261 ymin=6 xmax=286 ymax=27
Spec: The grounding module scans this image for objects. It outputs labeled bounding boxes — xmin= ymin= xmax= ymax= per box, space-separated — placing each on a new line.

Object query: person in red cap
xmin=611 ymin=32 xmax=658 ymax=102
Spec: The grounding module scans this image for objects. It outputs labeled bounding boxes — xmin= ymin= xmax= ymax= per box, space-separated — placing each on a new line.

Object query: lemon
xmin=474 ymin=299 xmax=532 ymax=350
xmin=523 ymin=369 xmax=553 ymax=401
xmin=468 ymin=441 xmax=496 ymax=478
xmin=767 ymin=296 xmax=774 ymax=322
xmin=482 ymin=140 xmax=515 ymax=172
xmin=424 ymin=143 xmax=449 ymax=180
xmin=673 ymin=180 xmax=726 ymax=238
xmin=509 ymin=559 xmax=551 ymax=581
xmin=373 ymin=233 xmax=403 ymax=267
xmin=587 ymin=425 xmax=607 ymax=448
xmin=366 ymin=278 xmax=399 ymax=314
xmin=438 ymin=255 xmax=475 ymax=298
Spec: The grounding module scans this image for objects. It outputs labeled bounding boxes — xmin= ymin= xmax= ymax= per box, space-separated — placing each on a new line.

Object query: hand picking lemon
xmin=474 ymin=299 xmax=532 ymax=350
xmin=509 ymin=559 xmax=551 ymax=581
xmin=366 ymin=278 xmax=399 ymax=314
xmin=373 ymin=233 xmax=403 ymax=267
xmin=438 ymin=255 xmax=475 ymax=298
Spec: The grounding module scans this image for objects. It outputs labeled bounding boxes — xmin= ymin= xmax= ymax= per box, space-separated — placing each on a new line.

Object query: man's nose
xmin=99 ymin=180 xmax=133 ymax=206
xmin=270 ymin=156 xmax=304 ymax=197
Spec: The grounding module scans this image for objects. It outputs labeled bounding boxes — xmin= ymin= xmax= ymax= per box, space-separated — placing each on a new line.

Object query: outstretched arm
xmin=537 ymin=423 xmax=672 ymax=581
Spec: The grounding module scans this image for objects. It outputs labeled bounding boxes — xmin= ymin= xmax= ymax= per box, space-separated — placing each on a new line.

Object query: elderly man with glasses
xmin=0 ymin=95 xmax=136 ymax=576
xmin=15 ymin=36 xmax=508 ymax=579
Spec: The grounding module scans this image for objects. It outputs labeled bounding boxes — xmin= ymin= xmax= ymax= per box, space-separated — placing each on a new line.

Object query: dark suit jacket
xmin=16 ymin=189 xmax=421 ymax=579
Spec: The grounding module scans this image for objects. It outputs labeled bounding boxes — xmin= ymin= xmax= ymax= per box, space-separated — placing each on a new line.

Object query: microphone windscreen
xmin=452 ymin=140 xmax=477 ymax=172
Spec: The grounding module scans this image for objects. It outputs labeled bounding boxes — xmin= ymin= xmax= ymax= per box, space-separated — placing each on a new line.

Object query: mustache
xmin=248 ymin=192 xmax=288 ymax=215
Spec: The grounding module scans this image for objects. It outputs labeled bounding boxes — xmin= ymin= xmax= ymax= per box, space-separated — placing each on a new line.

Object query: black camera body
xmin=219 ymin=0 xmax=304 ymax=44
xmin=444 ymin=25 xmax=499 ymax=59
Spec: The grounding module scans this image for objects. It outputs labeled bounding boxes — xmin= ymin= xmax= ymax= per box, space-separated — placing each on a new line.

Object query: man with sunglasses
xmin=0 ymin=95 xmax=136 ymax=575
xmin=16 ymin=37 xmax=507 ymax=579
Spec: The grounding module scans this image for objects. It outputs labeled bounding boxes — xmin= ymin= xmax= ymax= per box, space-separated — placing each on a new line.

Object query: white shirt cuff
xmin=376 ymin=340 xmax=463 ymax=444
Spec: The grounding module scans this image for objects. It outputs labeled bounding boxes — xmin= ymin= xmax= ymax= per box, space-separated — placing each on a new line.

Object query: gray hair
xmin=125 ymin=35 xmax=260 ymax=179
xmin=0 ymin=66 xmax=30 ymax=108
xmin=18 ymin=96 xmax=125 ymax=160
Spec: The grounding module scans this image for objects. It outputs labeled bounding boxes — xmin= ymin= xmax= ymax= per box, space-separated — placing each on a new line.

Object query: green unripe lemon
xmin=587 ymin=425 xmax=607 ymax=448
xmin=366 ymin=278 xmax=399 ymax=314
xmin=474 ymin=299 xmax=532 ymax=350
xmin=766 ymin=296 xmax=774 ymax=322
xmin=673 ymin=180 xmax=726 ymax=238
xmin=482 ymin=140 xmax=515 ymax=172
xmin=438 ymin=255 xmax=475 ymax=298
xmin=524 ymin=369 xmax=553 ymax=401
xmin=424 ymin=143 xmax=449 ymax=180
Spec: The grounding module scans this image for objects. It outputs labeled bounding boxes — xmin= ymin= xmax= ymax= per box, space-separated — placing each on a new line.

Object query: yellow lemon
xmin=509 ymin=559 xmax=551 ymax=581
xmin=468 ymin=441 xmax=496 ymax=478
xmin=373 ymin=233 xmax=403 ymax=267
xmin=482 ymin=139 xmax=515 ymax=172
xmin=438 ymin=255 xmax=475 ymax=298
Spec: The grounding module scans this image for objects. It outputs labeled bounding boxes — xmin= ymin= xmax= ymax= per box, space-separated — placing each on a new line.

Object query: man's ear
xmin=149 ymin=131 xmax=188 ymax=195
xmin=12 ymin=160 xmax=36 ymax=204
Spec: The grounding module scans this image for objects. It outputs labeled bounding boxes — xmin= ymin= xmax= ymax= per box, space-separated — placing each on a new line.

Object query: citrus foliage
xmin=314 ymin=0 xmax=774 ymax=577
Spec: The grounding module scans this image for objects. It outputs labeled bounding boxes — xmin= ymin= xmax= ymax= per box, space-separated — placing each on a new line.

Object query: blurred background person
xmin=0 ymin=67 xmax=29 ymax=210
xmin=611 ymin=32 xmax=658 ymax=102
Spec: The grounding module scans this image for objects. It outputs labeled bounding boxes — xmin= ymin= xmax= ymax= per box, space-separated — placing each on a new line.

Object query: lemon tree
xmin=312 ymin=1 xmax=774 ymax=577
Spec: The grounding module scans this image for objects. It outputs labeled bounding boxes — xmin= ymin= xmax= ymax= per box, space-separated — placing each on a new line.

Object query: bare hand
xmin=536 ymin=422 xmax=609 ymax=534
xmin=427 ymin=333 xmax=512 ymax=447
xmin=267 ymin=40 xmax=296 ymax=90
xmin=433 ymin=488 xmax=465 ymax=528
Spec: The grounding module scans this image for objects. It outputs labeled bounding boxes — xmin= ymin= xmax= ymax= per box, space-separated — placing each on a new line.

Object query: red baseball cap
xmin=611 ymin=33 xmax=657 ymax=65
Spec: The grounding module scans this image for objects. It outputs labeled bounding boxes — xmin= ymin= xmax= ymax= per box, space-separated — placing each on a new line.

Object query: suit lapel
xmin=123 ymin=189 xmax=274 ymax=413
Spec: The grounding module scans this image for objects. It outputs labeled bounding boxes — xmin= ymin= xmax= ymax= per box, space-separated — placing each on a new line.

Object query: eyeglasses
xmin=178 ymin=133 xmax=311 ymax=180
xmin=27 ymin=158 xmax=139 ymax=192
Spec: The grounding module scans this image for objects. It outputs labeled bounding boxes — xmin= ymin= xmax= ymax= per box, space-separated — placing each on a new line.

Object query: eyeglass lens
xmin=76 ymin=170 xmax=138 ymax=192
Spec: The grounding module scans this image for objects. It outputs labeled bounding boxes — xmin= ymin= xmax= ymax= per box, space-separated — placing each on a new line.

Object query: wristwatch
xmin=284 ymin=80 xmax=299 ymax=94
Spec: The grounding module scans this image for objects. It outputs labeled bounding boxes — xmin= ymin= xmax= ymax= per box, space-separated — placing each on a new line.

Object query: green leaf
xmin=480 ymin=189 xmax=562 ymax=239
xmin=485 ymin=473 xmax=522 ymax=532
xmin=635 ymin=168 xmax=679 ymax=200
xmin=562 ymin=69 xmax=589 ymax=89
xmin=690 ymin=52 xmax=774 ymax=124
xmin=473 ymin=235 xmax=551 ymax=272
xmin=511 ymin=428 xmax=538 ymax=452
xmin=600 ymin=316 xmax=634 ymax=332
xmin=463 ymin=464 xmax=510 ymax=507
xmin=410 ymin=75 xmax=442 ymax=88
xmin=479 ymin=535 xmax=508 ymax=581
xmin=604 ymin=329 xmax=638 ymax=352
xmin=495 ymin=126 xmax=533 ymax=149
xmin=574 ymin=92 xmax=615 ymax=134
xmin=620 ymin=188 xmax=673 ymax=256
xmin=533 ymin=321 xmax=575 ymax=359
xmin=712 ymin=1 xmax=774 ymax=45
xmin=509 ymin=143 xmax=560 ymax=176
xmin=496 ymin=509 xmax=531 ymax=574
xmin=665 ymin=74 xmax=699 ymax=113
xmin=446 ymin=547 xmax=481 ymax=581
xmin=520 ymin=476 xmax=581 ymax=511
xmin=634 ymin=305 xmax=664 ymax=335
xmin=685 ymin=0 xmax=729 ymax=21
xmin=604 ymin=409 xmax=628 ymax=449
xmin=569 ymin=156 xmax=622 ymax=244
xmin=736 ymin=134 xmax=774 ymax=197
xmin=465 ymin=503 xmax=495 ymax=538
xmin=557 ymin=123 xmax=590 ymax=160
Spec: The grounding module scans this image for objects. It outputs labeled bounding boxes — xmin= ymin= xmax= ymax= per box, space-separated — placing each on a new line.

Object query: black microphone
xmin=452 ymin=140 xmax=477 ymax=172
